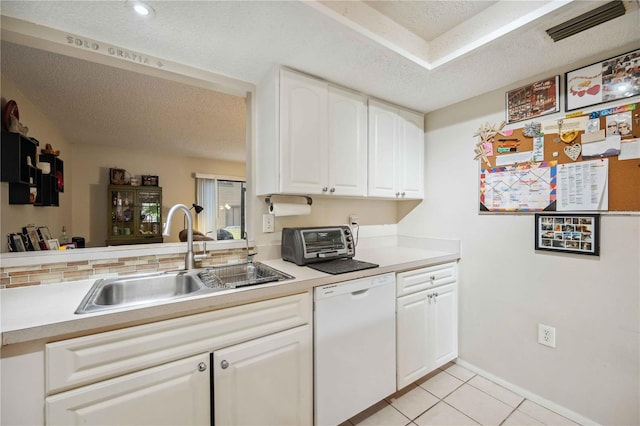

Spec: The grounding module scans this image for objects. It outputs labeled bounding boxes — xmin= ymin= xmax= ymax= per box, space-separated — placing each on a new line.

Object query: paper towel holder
xmin=264 ymin=195 xmax=313 ymax=207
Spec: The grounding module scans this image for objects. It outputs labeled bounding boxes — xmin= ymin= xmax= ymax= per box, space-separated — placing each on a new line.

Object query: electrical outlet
xmin=538 ymin=323 xmax=556 ymax=348
xmin=262 ymin=214 xmax=275 ymax=233
xmin=349 ymin=214 xmax=358 ymax=225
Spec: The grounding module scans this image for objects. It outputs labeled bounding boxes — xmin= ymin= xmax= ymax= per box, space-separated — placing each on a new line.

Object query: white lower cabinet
xmin=46 ymin=353 xmax=210 ymax=426
xmin=42 ymin=293 xmax=312 ymax=426
xmin=213 ymin=324 xmax=312 ymax=426
xmin=396 ymin=265 xmax=458 ymax=389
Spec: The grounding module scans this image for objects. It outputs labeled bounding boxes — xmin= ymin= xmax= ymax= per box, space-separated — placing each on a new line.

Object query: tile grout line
xmin=405 ymin=368 xmax=475 ymax=423
xmin=407 ymin=368 xmax=484 ymax=425
xmin=441 ymin=400 xmax=482 ymax=425
xmin=384 ymin=398 xmax=414 ymax=424
xmin=448 ymin=368 xmax=533 ymax=425
xmin=416 ymin=366 xmax=527 ymax=426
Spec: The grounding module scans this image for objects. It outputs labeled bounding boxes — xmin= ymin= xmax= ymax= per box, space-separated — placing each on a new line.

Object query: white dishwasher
xmin=314 ymin=272 xmax=396 ymax=426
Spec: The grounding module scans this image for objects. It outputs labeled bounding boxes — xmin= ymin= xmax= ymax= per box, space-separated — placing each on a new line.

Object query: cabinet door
xmin=109 ymin=188 xmax=136 ymax=240
xmin=138 ymin=188 xmax=162 ymax=238
xmin=213 ymin=325 xmax=312 ymax=426
xmin=368 ymin=100 xmax=398 ymax=198
xmin=327 ymin=86 xmax=368 ymax=196
xmin=46 ymin=353 xmax=210 ymax=426
xmin=396 ymin=291 xmax=431 ymax=389
xmin=431 ymin=283 xmax=458 ymax=368
xmin=397 ymin=283 xmax=458 ymax=390
xmin=280 ymin=70 xmax=328 ymax=194
xmin=397 ymin=109 xmax=424 ymax=199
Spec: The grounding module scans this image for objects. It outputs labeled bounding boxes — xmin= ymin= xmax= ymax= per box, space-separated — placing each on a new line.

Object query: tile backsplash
xmin=0 ymin=248 xmax=248 ymax=289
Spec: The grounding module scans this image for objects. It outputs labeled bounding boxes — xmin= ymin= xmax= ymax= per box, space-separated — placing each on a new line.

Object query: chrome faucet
xmin=163 ymin=204 xmax=195 ymax=270
xmin=244 ymin=232 xmax=257 ymax=264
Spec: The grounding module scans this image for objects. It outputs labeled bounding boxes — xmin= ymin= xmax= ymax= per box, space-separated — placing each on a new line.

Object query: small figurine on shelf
xmin=3 ymin=100 xmax=29 ymax=136
xmin=41 ymin=143 xmax=60 ymax=156
xmin=9 ymin=114 xmax=29 ymax=137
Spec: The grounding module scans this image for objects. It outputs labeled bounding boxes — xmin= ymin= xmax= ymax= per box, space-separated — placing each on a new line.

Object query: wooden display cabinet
xmin=106 ymin=185 xmax=163 ymax=246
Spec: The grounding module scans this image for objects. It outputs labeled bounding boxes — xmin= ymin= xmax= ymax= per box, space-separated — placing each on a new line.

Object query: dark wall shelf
xmin=1 ymin=130 xmax=64 ymax=206
xmin=38 ymin=153 xmax=64 ymax=206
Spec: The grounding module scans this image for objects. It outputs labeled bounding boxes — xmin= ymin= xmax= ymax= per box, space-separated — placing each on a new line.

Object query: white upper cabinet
xmin=368 ymin=99 xmax=424 ymax=199
xmin=397 ymin=109 xmax=425 ymax=199
xmin=327 ymin=85 xmax=368 ymax=196
xmin=368 ymin=101 xmax=398 ymax=198
xmin=279 ymin=70 xmax=329 ymax=194
xmin=257 ymin=68 xmax=367 ymax=196
xmin=256 ymin=67 xmax=422 ymax=199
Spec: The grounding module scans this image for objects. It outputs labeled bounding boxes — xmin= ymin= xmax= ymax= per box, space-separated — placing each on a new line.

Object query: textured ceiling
xmin=1 ymin=41 xmax=247 ymax=162
xmin=362 ymin=0 xmax=497 ymax=42
xmin=1 ymin=1 xmax=639 ymax=160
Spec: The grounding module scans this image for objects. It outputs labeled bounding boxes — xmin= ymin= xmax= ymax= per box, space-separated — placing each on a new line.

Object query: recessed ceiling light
xmin=127 ymin=1 xmax=155 ymax=18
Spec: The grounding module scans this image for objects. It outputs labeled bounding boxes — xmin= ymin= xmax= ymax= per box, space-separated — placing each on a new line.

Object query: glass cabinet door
xmin=138 ymin=190 xmax=162 ymax=238
xmin=110 ymin=189 xmax=135 ymax=239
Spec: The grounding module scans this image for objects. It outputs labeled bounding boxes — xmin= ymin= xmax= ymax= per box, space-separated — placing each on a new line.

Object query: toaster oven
xmin=281 ymin=226 xmax=355 ymax=266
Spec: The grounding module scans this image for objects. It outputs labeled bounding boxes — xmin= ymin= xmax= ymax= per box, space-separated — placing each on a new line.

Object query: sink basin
xmin=75 ymin=263 xmax=294 ymax=314
xmin=94 ymin=274 xmax=203 ymax=306
xmin=198 ymin=262 xmax=294 ymax=289
xmin=75 ymin=271 xmax=208 ymax=314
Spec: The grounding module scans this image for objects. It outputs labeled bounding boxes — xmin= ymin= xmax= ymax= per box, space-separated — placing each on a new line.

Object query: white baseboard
xmin=455 ymin=359 xmax=600 ymax=426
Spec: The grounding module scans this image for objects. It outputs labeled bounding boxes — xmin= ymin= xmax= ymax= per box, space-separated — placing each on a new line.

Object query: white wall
xmin=399 ymin=62 xmax=639 ymax=424
xmin=71 ymin=144 xmax=244 ymax=246
xmin=1 ymin=76 xmax=73 ymax=243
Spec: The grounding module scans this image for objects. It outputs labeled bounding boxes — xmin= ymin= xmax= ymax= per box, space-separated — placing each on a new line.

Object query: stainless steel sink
xmin=75 ymin=263 xmax=294 ymax=314
xmin=75 ymin=271 xmax=209 ymax=314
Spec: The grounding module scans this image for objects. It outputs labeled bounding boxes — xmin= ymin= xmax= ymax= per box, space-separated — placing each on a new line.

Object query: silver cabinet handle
xmin=395 ymin=192 xmax=400 ymax=197
xmin=330 ymin=187 xmax=335 ymax=193
xmin=430 ymin=275 xmax=436 ymax=281
xmin=198 ymin=362 xmax=207 ymax=372
xmin=322 ymin=187 xmax=328 ymax=192
xmin=401 ymin=192 xmax=406 ymax=197
xmin=220 ymin=360 xmax=229 ymax=369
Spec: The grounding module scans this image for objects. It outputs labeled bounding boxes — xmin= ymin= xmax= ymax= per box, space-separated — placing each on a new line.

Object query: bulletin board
xmin=478 ymin=103 xmax=640 ymax=212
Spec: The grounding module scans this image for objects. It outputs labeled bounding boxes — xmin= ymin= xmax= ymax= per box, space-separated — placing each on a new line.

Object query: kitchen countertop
xmin=1 ymin=246 xmax=459 ymax=346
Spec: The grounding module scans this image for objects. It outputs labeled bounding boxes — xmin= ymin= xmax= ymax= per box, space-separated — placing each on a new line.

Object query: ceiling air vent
xmin=546 ymin=0 xmax=626 ymax=42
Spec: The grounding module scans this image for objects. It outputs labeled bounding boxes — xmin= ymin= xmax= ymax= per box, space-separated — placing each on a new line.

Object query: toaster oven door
xmin=301 ymin=228 xmax=346 ymax=259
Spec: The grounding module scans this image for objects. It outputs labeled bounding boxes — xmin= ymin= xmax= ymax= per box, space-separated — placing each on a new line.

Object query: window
xmin=195 ymin=175 xmax=245 ymax=240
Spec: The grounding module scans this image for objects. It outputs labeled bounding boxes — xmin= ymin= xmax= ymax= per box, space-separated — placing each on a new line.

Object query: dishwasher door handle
xmin=351 ymin=288 xmax=369 ymax=296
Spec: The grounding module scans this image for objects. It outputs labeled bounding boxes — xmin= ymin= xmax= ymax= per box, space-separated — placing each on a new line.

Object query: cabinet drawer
xmin=46 ymin=292 xmax=311 ymax=394
xmin=397 ymin=262 xmax=457 ymax=297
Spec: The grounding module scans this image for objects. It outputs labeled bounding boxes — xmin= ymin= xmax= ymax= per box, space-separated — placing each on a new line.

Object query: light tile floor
xmin=340 ymin=363 xmax=580 ymax=426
